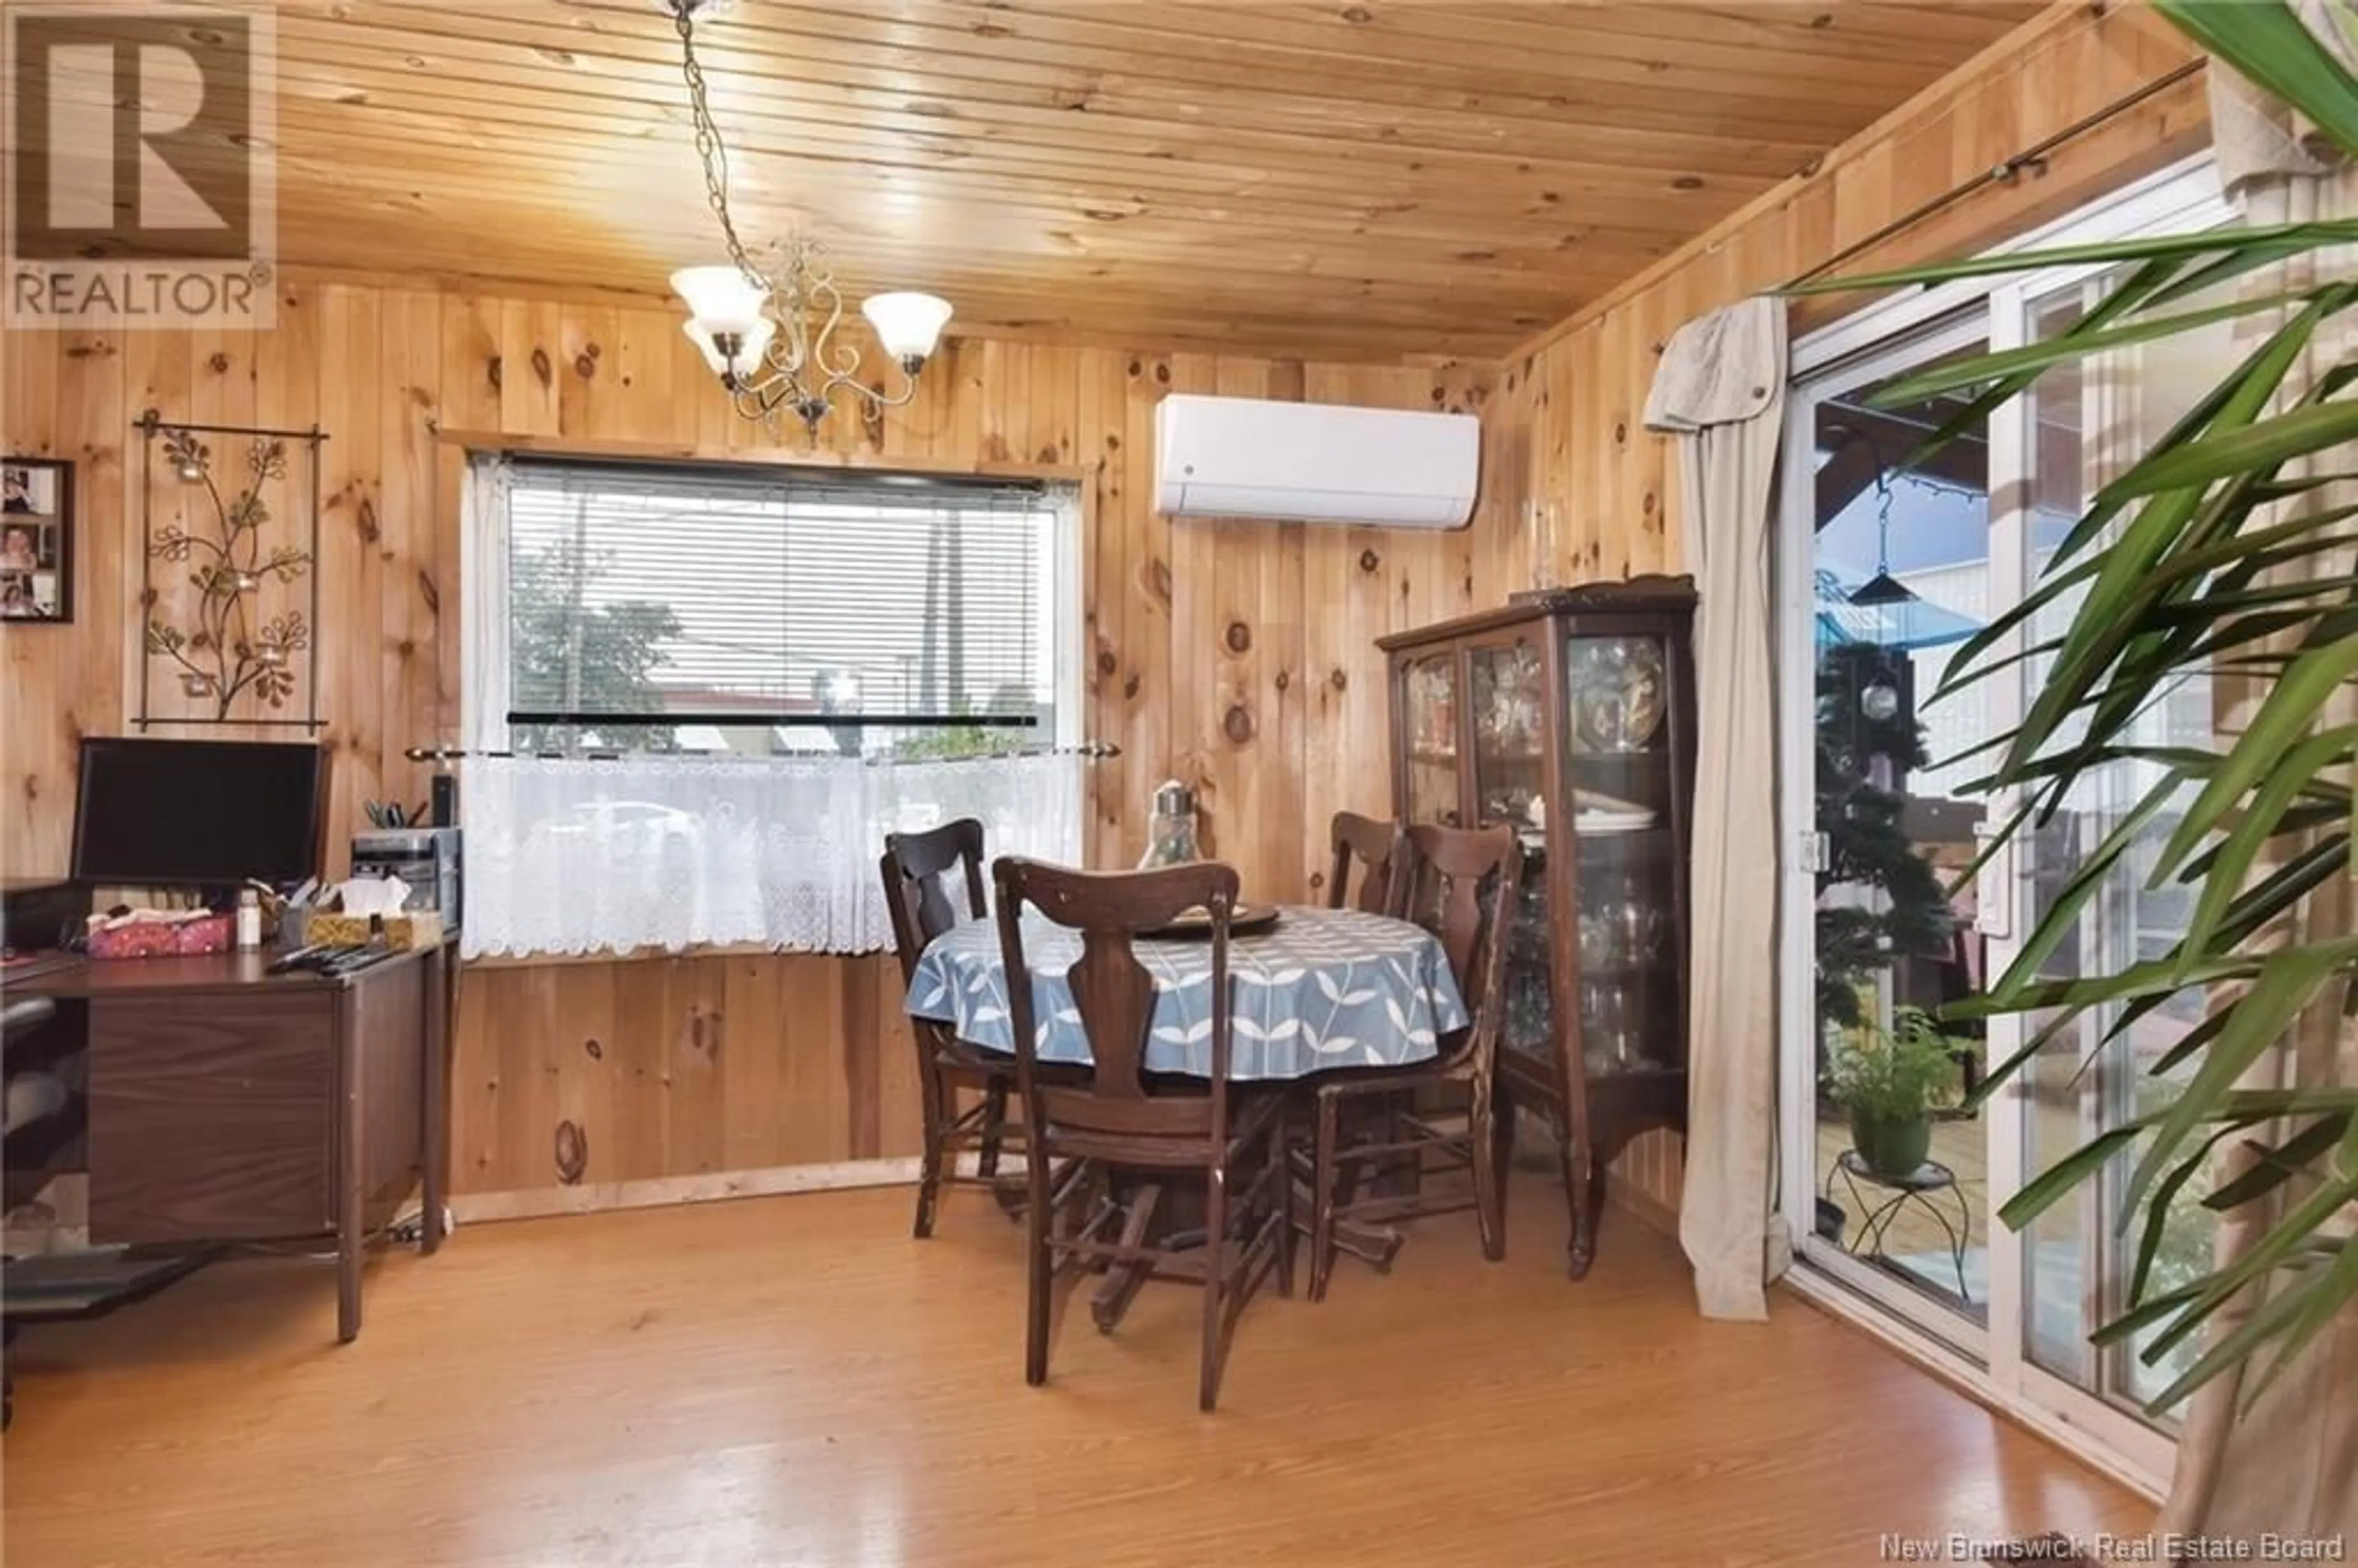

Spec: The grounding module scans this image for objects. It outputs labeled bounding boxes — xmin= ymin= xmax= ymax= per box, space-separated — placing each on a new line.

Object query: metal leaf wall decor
xmin=136 ymin=411 xmax=327 ymax=729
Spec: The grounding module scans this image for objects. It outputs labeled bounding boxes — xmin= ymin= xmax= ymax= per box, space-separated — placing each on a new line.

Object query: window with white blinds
xmin=496 ymin=458 xmax=1073 ymax=757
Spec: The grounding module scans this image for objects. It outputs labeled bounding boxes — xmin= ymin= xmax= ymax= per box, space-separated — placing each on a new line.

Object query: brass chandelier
xmin=664 ymin=0 xmax=952 ymax=439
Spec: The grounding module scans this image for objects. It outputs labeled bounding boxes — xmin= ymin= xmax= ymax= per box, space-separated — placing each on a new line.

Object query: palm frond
xmin=1812 ymin=2 xmax=2358 ymax=1414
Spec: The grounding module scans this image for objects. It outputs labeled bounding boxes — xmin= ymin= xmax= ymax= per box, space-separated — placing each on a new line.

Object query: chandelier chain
xmin=664 ymin=0 xmax=943 ymax=440
xmin=673 ymin=4 xmax=763 ymax=287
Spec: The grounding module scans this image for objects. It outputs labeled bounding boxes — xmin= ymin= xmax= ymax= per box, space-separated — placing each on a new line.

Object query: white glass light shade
xmin=680 ymin=313 xmax=776 ymax=380
xmin=670 ymin=264 xmax=768 ymax=330
xmin=861 ymin=291 xmax=952 ymax=361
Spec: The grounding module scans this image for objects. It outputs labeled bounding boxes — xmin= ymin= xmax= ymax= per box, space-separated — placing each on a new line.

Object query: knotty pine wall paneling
xmin=0 ymin=286 xmax=1509 ymax=1201
xmin=1485 ymin=0 xmax=2211 ymax=1221
xmin=1496 ymin=0 xmax=2206 ymax=585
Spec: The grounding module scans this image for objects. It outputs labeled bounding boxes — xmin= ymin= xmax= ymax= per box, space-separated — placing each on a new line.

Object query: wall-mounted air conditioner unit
xmin=1154 ymin=394 xmax=1479 ymax=529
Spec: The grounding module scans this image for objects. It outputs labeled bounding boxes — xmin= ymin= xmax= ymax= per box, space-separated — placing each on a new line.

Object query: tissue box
xmin=306 ymin=909 xmax=444 ymax=952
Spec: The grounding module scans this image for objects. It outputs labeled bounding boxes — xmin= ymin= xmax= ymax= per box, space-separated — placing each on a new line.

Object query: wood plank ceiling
xmin=166 ymin=1 xmax=2042 ymax=359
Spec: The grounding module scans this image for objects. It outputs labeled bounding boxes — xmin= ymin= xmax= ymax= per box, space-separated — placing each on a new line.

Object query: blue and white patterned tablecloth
xmin=906 ymin=906 xmax=1469 ymax=1081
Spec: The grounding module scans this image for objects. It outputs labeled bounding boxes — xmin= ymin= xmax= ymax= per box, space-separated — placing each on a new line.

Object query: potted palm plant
xmin=1829 ymin=1007 xmax=1967 ymax=1180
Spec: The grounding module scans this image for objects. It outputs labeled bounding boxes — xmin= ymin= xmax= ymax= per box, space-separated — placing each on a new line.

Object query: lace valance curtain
xmin=459 ymin=751 xmax=1083 ymax=960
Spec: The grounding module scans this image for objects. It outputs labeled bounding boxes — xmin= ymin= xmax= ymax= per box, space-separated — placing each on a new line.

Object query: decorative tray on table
xmin=1145 ymin=904 xmax=1282 ymax=939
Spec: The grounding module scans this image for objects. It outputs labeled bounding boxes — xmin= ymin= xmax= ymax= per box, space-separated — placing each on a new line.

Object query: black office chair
xmin=1 ymin=998 xmax=58 ymax=1037
xmin=2 ymin=995 xmax=61 ymax=1430
xmin=2 ymin=996 xmax=64 ymax=1194
xmin=2 ymin=993 xmax=220 ymax=1430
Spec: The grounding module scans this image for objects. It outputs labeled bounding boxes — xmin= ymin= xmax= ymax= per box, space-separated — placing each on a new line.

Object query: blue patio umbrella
xmin=1816 ymin=466 xmax=1986 ymax=652
xmin=1814 ymin=567 xmax=1982 ymax=651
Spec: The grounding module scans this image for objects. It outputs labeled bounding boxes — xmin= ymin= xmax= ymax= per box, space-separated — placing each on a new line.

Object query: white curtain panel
xmin=459 ymin=751 xmax=1084 ymax=960
xmin=1644 ymin=295 xmax=1794 ymax=1322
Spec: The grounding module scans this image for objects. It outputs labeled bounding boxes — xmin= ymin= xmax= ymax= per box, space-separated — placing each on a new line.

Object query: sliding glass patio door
xmin=1780 ymin=308 xmax=2005 ymax=1356
xmin=1776 ymin=160 xmax=2229 ymax=1481
xmin=1994 ymin=255 xmax=2233 ymax=1442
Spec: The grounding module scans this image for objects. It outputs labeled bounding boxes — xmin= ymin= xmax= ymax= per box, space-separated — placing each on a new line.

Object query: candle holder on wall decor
xmin=134 ymin=409 xmax=327 ymax=731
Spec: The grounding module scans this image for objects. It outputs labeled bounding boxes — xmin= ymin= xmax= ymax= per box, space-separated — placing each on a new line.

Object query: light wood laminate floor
xmin=3 ymin=1176 xmax=2149 ymax=1567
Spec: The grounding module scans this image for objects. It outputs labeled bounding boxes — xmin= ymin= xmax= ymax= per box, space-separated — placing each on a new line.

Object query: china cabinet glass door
xmin=1469 ymin=637 xmax=1552 ymax=1059
xmin=1563 ymin=631 xmax=1680 ymax=1075
xmin=1401 ymin=650 xmax=1461 ymax=826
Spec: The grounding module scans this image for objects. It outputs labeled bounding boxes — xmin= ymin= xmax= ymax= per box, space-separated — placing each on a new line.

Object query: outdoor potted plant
xmin=1828 ymin=1006 xmax=1966 ymax=1180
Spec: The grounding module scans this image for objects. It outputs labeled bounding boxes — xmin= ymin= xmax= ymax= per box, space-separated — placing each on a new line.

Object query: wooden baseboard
xmin=451 ymin=1157 xmax=928 ymax=1224
xmin=453 ymin=1153 xmax=1681 ymax=1235
xmin=1605 ymin=1178 xmax=1679 ymax=1240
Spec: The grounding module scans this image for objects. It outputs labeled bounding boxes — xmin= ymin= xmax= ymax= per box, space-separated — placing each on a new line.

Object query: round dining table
xmin=904 ymin=904 xmax=1469 ymax=1080
xmin=905 ymin=902 xmax=1470 ymax=1314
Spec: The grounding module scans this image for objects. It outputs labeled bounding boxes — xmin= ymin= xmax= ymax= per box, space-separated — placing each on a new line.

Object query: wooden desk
xmin=10 ymin=944 xmax=452 ymax=1341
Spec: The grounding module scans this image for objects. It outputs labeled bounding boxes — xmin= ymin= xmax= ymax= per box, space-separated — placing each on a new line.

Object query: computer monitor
xmin=71 ymin=738 xmax=330 ymax=888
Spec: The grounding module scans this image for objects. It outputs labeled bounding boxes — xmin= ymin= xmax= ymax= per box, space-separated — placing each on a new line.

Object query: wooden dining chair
xmin=992 ymin=857 xmax=1293 ymax=1412
xmin=1327 ymin=810 xmax=1407 ymax=915
xmin=1304 ymin=822 xmax=1521 ymax=1302
xmin=880 ymin=818 xmax=1024 ymax=1239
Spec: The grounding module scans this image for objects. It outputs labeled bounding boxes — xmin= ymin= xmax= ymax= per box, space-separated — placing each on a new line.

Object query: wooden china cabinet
xmin=1379 ymin=575 xmax=1697 ymax=1278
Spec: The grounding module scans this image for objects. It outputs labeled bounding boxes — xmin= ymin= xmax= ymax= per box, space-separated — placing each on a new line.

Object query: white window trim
xmin=457 ymin=452 xmax=512 ymax=756
xmin=451 ymin=455 xmax=1091 ymax=961
xmin=1046 ymin=484 xmax=1086 ymax=751
xmin=1792 ymin=152 xmax=2230 ymax=379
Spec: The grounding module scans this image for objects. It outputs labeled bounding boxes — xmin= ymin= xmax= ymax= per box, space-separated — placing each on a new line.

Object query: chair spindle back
xmin=1401 ymin=823 xmax=1521 ymax=1043
xmin=992 ymin=858 xmax=1241 ymax=1143
xmin=880 ymin=818 xmax=989 ymax=986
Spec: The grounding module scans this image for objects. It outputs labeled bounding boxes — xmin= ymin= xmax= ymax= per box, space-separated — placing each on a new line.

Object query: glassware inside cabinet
xmin=1401 ymin=651 xmax=1461 ymax=826
xmin=1469 ymin=639 xmax=1544 ymax=836
xmin=1567 ymin=635 xmax=1668 ymax=756
xmin=1563 ymin=629 xmax=1679 ymax=1074
xmin=1503 ymin=862 xmax=1554 ymax=1061
xmin=1565 ymin=632 xmax=1673 ymax=837
xmin=1579 ymin=974 xmax=1641 ymax=1074
xmin=1572 ymin=835 xmax=1681 ymax=1074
